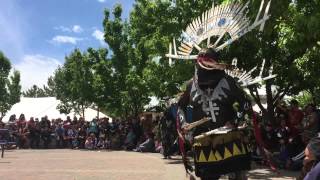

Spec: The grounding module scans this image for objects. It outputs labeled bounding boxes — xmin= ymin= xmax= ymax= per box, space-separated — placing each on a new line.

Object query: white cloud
xmin=14 ymin=55 xmax=61 ymax=91
xmin=72 ymin=25 xmax=83 ymax=33
xmin=55 ymin=25 xmax=83 ymax=33
xmin=54 ymin=26 xmax=72 ymax=32
xmin=51 ymin=35 xmax=83 ymax=44
xmin=97 ymin=0 xmax=106 ymax=2
xmin=92 ymin=29 xmax=106 ymax=45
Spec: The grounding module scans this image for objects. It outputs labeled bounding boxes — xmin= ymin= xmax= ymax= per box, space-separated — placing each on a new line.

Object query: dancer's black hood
xmin=197 ymin=67 xmax=225 ymax=90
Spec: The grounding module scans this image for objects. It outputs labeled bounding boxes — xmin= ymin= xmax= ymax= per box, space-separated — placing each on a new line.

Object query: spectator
xmin=8 ymin=114 xmax=16 ymax=124
xmin=123 ymin=126 xmax=136 ymax=151
xmin=33 ymin=119 xmax=41 ymax=148
xmin=55 ymin=123 xmax=65 ymax=148
xmin=66 ymin=125 xmax=78 ymax=148
xmin=27 ymin=117 xmax=37 ymax=148
xmin=77 ymin=126 xmax=87 ymax=149
xmin=275 ymin=101 xmax=289 ymax=125
xmin=40 ymin=116 xmax=51 ymax=148
xmin=105 ymin=136 xmax=111 ymax=149
xmin=261 ymin=122 xmax=278 ymax=152
xmin=97 ymin=136 xmax=106 ymax=149
xmin=303 ymin=104 xmax=320 ymax=139
xmin=275 ymin=118 xmax=291 ymax=168
xmin=299 ymin=137 xmax=320 ymax=180
xmin=72 ymin=116 xmax=78 ymax=125
xmin=16 ymin=114 xmax=28 ymax=148
xmin=132 ymin=119 xmax=143 ymax=146
xmin=288 ymin=99 xmax=304 ymax=138
xmin=134 ymin=133 xmax=155 ymax=153
xmin=110 ymin=130 xmax=122 ymax=150
xmin=88 ymin=118 xmax=99 ymax=138
xmin=17 ymin=114 xmax=26 ymax=128
xmin=66 ymin=116 xmax=72 ymax=124
xmin=85 ymin=133 xmax=97 ymax=150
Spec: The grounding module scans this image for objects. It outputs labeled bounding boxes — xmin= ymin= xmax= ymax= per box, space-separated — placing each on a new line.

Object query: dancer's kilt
xmin=193 ymin=130 xmax=251 ymax=177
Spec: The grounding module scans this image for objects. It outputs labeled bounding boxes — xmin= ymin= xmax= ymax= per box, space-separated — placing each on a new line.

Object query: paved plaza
xmin=0 ymin=149 xmax=298 ymax=180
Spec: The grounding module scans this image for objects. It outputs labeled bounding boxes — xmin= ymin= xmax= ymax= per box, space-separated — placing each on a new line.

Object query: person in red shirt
xmin=288 ymin=99 xmax=304 ymax=138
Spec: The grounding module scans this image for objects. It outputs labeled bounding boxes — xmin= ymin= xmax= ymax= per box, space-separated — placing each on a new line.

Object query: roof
xmin=2 ymin=97 xmax=111 ymax=122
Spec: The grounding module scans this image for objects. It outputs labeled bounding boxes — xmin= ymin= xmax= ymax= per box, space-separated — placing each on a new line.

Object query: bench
xmin=0 ymin=129 xmax=15 ymax=158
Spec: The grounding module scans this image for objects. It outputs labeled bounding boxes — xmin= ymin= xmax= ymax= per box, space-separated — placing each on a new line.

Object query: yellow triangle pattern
xmin=198 ymin=150 xmax=207 ymax=162
xmin=207 ymin=151 xmax=216 ymax=162
xmin=241 ymin=143 xmax=247 ymax=154
xmin=233 ymin=143 xmax=242 ymax=156
xmin=196 ymin=143 xmax=249 ymax=163
xmin=215 ymin=151 xmax=223 ymax=161
xmin=224 ymin=147 xmax=232 ymax=159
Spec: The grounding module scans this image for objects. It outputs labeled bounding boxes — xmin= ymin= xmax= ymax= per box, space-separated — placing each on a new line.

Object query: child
xmin=97 ymin=137 xmax=105 ymax=149
xmin=85 ymin=133 xmax=97 ymax=150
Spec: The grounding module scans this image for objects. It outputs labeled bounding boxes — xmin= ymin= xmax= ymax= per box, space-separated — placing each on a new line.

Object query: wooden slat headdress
xmin=166 ymin=0 xmax=276 ymax=87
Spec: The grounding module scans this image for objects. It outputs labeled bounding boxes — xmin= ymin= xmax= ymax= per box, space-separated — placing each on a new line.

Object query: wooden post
xmin=97 ymin=107 xmax=100 ymax=119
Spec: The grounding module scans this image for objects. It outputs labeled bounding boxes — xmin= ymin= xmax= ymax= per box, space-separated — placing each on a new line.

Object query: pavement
xmin=0 ymin=149 xmax=299 ymax=180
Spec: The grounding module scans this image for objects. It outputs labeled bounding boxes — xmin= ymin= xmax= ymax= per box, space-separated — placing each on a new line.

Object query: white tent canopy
xmin=3 ymin=97 xmax=111 ymax=122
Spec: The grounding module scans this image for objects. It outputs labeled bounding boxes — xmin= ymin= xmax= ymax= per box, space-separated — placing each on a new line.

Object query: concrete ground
xmin=0 ymin=149 xmax=299 ymax=180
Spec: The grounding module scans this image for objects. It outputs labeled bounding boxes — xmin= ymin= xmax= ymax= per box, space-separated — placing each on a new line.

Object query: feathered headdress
xmin=166 ymin=0 xmax=276 ymax=87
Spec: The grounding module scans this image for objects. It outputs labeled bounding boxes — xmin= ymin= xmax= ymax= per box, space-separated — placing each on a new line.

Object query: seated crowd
xmin=0 ymin=114 xmax=159 ymax=153
xmin=256 ymin=99 xmax=320 ymax=172
xmin=0 ymin=99 xmax=319 ymax=177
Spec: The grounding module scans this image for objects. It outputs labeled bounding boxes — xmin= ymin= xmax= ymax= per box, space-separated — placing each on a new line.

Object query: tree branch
xmin=249 ymin=85 xmax=266 ymax=113
xmin=272 ymin=85 xmax=292 ymax=107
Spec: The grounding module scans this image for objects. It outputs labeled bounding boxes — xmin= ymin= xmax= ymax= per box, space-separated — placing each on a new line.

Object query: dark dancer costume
xmin=159 ymin=104 xmax=178 ymax=159
xmin=177 ymin=48 xmax=252 ymax=179
xmin=165 ymin=1 xmax=275 ymax=179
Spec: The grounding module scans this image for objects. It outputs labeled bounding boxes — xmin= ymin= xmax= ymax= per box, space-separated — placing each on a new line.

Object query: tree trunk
xmin=81 ymin=104 xmax=85 ymax=120
xmin=265 ymin=80 xmax=275 ymax=124
xmin=249 ymin=86 xmax=267 ymax=114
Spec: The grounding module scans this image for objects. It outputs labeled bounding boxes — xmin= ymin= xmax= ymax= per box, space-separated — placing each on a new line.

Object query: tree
xmin=23 ymin=76 xmax=57 ymax=98
xmin=288 ymin=0 xmax=320 ymax=104
xmin=53 ymin=67 xmax=73 ymax=114
xmin=0 ymin=51 xmax=21 ymax=116
xmin=0 ymin=51 xmax=11 ymax=116
xmin=54 ymin=49 xmax=95 ymax=118
xmin=129 ymin=0 xmax=320 ymax=122
xmin=50 ymin=0 xmax=320 ymax=121
xmin=23 ymin=85 xmax=47 ymax=97
xmin=240 ymin=0 xmax=320 ymax=121
xmin=8 ymin=70 xmax=21 ymax=105
xmin=44 ymin=76 xmax=57 ymax=97
xmin=101 ymin=4 xmax=151 ymax=118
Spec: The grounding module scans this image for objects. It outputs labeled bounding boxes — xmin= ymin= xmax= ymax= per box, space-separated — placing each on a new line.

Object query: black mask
xmin=197 ymin=67 xmax=225 ymax=90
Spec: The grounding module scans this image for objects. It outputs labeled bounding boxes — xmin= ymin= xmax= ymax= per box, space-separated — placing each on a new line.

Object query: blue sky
xmin=0 ymin=0 xmax=134 ymax=90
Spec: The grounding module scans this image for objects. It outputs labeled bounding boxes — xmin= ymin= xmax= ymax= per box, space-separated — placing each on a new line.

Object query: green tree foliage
xmin=50 ymin=0 xmax=320 ymax=121
xmin=0 ymin=51 xmax=21 ymax=116
xmin=45 ymin=76 xmax=57 ymax=97
xmin=248 ymin=0 xmax=320 ymax=120
xmin=101 ymin=4 xmax=151 ymax=118
xmin=130 ymin=0 xmax=320 ymax=122
xmin=0 ymin=51 xmax=12 ymax=116
xmin=23 ymin=84 xmax=52 ymax=98
xmin=87 ymin=48 xmax=110 ymax=113
xmin=53 ymin=49 xmax=95 ymax=118
xmin=7 ymin=70 xmax=21 ymax=105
